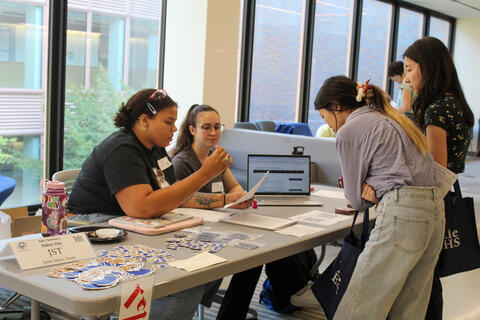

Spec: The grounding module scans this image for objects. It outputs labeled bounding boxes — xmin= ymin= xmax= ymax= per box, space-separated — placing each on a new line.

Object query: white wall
xmin=164 ymin=0 xmax=208 ymax=139
xmin=454 ymin=18 xmax=480 ymax=154
xmin=203 ymin=0 xmax=242 ymax=129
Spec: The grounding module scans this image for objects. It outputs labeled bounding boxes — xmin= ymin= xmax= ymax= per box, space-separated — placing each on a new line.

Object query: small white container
xmin=0 ymin=211 xmax=12 ymax=240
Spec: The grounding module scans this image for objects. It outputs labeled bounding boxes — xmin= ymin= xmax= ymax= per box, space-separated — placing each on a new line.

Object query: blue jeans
xmin=334 ymin=186 xmax=445 ymax=320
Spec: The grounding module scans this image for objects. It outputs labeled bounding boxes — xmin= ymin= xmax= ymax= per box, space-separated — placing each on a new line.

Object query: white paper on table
xmin=289 ymin=210 xmax=351 ymax=226
xmin=312 ymin=189 xmax=346 ymax=200
xmin=222 ymin=171 xmax=269 ymax=209
xmin=434 ymin=162 xmax=457 ymax=198
xmin=275 ymin=224 xmax=325 ymax=237
xmin=168 ymin=251 xmax=227 ymax=272
xmin=220 ymin=213 xmax=296 ymax=231
xmin=172 ymin=208 xmax=230 ymax=222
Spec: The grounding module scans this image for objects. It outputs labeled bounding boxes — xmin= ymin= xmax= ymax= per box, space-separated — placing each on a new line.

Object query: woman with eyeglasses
xmin=171 ymin=104 xmax=250 ymax=208
xmin=69 ymin=89 xmax=233 ymax=320
xmin=172 ymin=104 xmax=261 ymax=320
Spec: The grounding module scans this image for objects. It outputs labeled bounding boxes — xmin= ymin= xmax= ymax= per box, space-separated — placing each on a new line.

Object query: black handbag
xmin=310 ymin=209 xmax=370 ymax=320
xmin=438 ymin=180 xmax=480 ymax=277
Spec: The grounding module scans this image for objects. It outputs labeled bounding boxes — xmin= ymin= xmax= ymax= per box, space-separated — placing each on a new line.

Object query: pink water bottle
xmin=41 ymin=180 xmax=68 ymax=237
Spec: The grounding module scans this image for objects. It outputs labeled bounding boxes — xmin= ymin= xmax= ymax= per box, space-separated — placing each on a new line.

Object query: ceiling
xmin=402 ymin=0 xmax=480 ymax=18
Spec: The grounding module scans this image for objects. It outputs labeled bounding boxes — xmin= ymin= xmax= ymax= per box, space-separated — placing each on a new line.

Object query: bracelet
xmin=223 ymin=193 xmax=226 ymax=206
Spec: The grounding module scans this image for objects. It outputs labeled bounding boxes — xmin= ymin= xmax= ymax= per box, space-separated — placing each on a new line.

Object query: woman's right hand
xmin=361 ymin=183 xmax=379 ymax=204
xmin=201 ymin=146 xmax=232 ymax=180
xmin=226 ymin=191 xmax=253 ymax=209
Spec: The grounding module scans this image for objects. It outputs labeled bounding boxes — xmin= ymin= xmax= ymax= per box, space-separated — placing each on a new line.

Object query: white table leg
xmin=197 ymin=304 xmax=204 ymax=320
xmin=31 ymin=299 xmax=40 ymax=320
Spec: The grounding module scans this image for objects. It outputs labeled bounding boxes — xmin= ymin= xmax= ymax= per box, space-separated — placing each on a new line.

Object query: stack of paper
xmin=109 ymin=212 xmax=192 ymax=229
xmin=220 ymin=213 xmax=296 ymax=231
xmin=434 ymin=162 xmax=457 ymax=197
xmin=172 ymin=208 xmax=230 ymax=223
xmin=275 ymin=224 xmax=325 ymax=237
xmin=312 ymin=189 xmax=346 ymax=199
xmin=289 ymin=210 xmax=351 ymax=226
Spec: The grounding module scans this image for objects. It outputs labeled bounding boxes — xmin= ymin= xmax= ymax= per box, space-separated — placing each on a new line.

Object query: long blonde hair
xmin=371 ymin=85 xmax=428 ymax=155
xmin=314 ymin=76 xmax=428 ymax=155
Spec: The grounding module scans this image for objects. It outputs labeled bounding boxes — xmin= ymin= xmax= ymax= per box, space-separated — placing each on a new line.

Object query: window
xmin=66 ymin=11 xmax=87 ymax=87
xmin=396 ymin=8 xmax=424 ymax=60
xmin=429 ymin=17 xmax=450 ymax=47
xmin=90 ymin=14 xmax=125 ymax=91
xmin=249 ymin=0 xmax=304 ymax=123
xmin=64 ymin=12 xmax=127 ymax=170
xmin=308 ymin=0 xmax=353 ymax=134
xmin=0 ymin=1 xmax=43 ymax=89
xmin=357 ymin=0 xmax=393 ymax=90
xmin=64 ymin=1 xmax=163 ymax=170
xmin=0 ymin=0 xmax=45 ymax=208
xmin=129 ymin=18 xmax=159 ymax=91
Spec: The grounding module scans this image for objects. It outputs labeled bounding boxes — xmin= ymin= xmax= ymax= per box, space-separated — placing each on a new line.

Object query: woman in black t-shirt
xmin=69 ymin=89 xmax=234 ymax=218
xmin=69 ymin=89 xmax=237 ymax=320
xmin=404 ymin=36 xmax=475 ymax=320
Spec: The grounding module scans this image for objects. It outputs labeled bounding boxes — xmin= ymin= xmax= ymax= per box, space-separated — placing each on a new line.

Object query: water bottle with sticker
xmin=41 ymin=180 xmax=68 ymax=237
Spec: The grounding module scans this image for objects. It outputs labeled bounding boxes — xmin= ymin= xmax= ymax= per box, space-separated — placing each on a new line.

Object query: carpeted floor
xmin=200 ymin=244 xmax=340 ymax=320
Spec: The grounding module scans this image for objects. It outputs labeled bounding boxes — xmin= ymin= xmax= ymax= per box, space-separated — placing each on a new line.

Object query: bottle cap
xmin=46 ymin=180 xmax=65 ymax=189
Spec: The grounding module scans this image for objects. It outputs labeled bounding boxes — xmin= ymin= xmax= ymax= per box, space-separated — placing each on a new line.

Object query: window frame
xmin=238 ymin=0 xmax=455 ymax=124
xmin=45 ymin=0 xmax=167 ymax=179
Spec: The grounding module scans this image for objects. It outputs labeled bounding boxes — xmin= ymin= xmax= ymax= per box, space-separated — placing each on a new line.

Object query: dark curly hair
xmin=113 ymin=89 xmax=177 ymax=129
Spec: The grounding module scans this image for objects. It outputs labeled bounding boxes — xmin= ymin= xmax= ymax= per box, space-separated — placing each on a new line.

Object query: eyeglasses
xmin=146 ymin=89 xmax=168 ymax=115
xmin=198 ymin=123 xmax=224 ymax=132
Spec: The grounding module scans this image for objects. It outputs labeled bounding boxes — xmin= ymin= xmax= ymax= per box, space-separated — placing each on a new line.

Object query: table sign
xmin=119 ymin=275 xmax=154 ymax=320
xmin=9 ymin=233 xmax=96 ymax=270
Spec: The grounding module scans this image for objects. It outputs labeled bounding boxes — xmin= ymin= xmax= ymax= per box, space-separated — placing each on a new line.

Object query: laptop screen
xmin=247 ymin=154 xmax=311 ymax=195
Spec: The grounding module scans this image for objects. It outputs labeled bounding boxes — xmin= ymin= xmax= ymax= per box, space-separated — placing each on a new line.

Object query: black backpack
xmin=259 ymin=249 xmax=318 ymax=313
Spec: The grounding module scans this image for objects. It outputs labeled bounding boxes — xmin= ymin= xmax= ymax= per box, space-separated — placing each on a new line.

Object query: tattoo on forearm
xmin=192 ymin=192 xmax=218 ymax=207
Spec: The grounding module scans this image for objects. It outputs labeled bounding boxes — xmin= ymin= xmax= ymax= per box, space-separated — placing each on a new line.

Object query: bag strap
xmin=362 ymin=208 xmax=370 ymax=238
xmin=453 ymin=180 xmax=462 ymax=198
xmin=350 ymin=208 xmax=370 ymax=237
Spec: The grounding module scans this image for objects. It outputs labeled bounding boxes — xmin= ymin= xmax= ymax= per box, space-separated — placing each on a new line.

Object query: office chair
xmin=254 ymin=120 xmax=276 ymax=132
xmin=275 ymin=123 xmax=313 ymax=136
xmin=52 ymin=169 xmax=80 ymax=194
xmin=0 ymin=175 xmax=17 ymax=310
xmin=234 ymin=122 xmax=257 ymax=130
xmin=0 ymin=175 xmax=16 ymax=207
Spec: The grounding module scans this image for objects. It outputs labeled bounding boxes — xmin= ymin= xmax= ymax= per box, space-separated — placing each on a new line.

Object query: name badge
xmin=153 ymin=168 xmax=170 ymax=188
xmin=159 ymin=176 xmax=170 ymax=188
xmin=157 ymin=157 xmax=172 ymax=171
xmin=10 ymin=233 xmax=96 ymax=270
xmin=211 ymin=181 xmax=224 ymax=193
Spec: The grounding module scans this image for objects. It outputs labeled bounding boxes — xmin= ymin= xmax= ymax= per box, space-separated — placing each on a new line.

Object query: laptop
xmin=247 ymin=154 xmax=323 ymax=206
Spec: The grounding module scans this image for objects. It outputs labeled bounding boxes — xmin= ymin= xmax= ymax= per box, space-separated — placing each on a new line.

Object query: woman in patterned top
xmin=404 ymin=36 xmax=475 ymax=320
